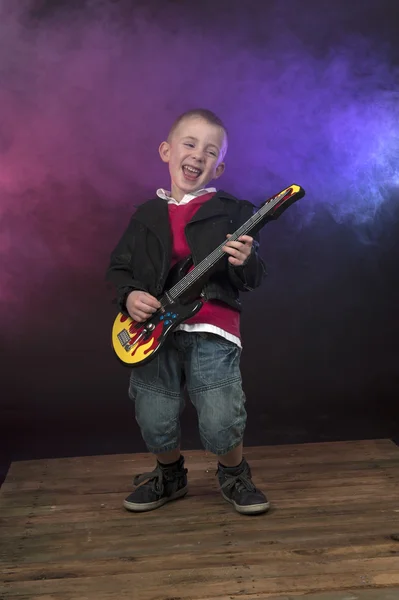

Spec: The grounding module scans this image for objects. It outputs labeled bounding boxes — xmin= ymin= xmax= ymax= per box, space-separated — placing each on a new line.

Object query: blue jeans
xmin=128 ymin=331 xmax=247 ymax=455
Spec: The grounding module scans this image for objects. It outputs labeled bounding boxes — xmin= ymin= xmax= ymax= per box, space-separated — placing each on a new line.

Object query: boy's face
xmin=159 ymin=116 xmax=227 ymax=202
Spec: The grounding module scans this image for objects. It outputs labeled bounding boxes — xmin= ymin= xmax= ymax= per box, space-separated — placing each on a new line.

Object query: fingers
xmin=140 ymin=293 xmax=161 ymax=310
xmin=223 ymin=244 xmax=247 ymax=261
xmin=224 ymin=234 xmax=253 ymax=250
xmin=226 ymin=255 xmax=245 ymax=266
xmin=223 ymin=234 xmax=253 ymax=265
xmin=127 ymin=291 xmax=161 ymax=322
xmin=226 ymin=234 xmax=253 ymax=244
xmin=135 ymin=298 xmax=158 ymax=318
xmin=130 ymin=309 xmax=151 ymax=323
xmin=223 ymin=246 xmax=245 ymax=260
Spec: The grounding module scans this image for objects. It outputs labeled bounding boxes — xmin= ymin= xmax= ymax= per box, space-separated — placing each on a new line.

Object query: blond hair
xmin=168 ymin=108 xmax=228 ymax=141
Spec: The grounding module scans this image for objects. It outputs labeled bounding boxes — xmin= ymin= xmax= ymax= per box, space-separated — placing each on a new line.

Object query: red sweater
xmin=168 ymin=193 xmax=240 ymax=340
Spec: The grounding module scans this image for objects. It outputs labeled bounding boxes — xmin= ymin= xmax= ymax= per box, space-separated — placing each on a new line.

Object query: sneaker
xmin=217 ymin=457 xmax=270 ymax=515
xmin=123 ymin=455 xmax=188 ymax=512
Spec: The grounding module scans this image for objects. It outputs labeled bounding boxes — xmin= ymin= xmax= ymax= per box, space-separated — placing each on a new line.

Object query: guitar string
xmin=167 ymin=188 xmax=297 ymax=300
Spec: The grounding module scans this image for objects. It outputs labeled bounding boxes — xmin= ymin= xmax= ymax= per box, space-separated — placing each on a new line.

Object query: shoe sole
xmin=221 ymin=490 xmax=270 ymax=515
xmin=123 ymin=485 xmax=188 ymax=512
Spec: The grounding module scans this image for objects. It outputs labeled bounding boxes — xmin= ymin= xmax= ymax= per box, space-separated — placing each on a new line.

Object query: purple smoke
xmin=0 ymin=0 xmax=398 ymax=315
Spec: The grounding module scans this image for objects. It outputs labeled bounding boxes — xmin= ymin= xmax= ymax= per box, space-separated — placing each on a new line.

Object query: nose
xmin=191 ymin=148 xmax=205 ymax=163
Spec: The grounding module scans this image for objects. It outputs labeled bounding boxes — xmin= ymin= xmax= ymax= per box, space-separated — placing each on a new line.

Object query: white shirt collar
xmin=156 ymin=187 xmax=217 ymax=205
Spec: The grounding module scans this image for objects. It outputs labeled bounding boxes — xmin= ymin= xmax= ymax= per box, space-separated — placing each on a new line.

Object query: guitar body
xmin=112 ymin=298 xmax=203 ymax=367
xmin=112 ymin=256 xmax=203 ymax=367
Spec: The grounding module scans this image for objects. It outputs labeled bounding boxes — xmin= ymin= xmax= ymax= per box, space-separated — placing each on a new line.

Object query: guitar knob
xmin=147 ymin=323 xmax=155 ymax=331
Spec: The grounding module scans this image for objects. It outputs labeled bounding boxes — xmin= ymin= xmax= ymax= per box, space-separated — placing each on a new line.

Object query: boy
xmin=106 ymin=108 xmax=269 ymax=515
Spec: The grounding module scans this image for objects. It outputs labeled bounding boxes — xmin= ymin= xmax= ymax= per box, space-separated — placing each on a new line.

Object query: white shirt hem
xmin=175 ymin=323 xmax=242 ymax=349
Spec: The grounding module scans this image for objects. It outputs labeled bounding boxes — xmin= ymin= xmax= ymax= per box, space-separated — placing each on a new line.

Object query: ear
xmin=159 ymin=141 xmax=170 ymax=163
xmin=214 ymin=162 xmax=225 ymax=179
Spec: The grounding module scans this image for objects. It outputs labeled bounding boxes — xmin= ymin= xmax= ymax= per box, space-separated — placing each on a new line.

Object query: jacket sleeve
xmin=105 ymin=215 xmax=148 ymax=313
xmin=227 ymin=200 xmax=267 ymax=292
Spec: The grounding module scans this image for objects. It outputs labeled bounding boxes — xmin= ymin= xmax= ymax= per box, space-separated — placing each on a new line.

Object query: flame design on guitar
xmin=112 ymin=298 xmax=203 ymax=366
xmin=111 ymin=184 xmax=305 ymax=366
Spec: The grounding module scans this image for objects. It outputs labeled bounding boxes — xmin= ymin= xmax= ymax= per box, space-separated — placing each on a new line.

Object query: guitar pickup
xmin=117 ymin=329 xmax=131 ymax=350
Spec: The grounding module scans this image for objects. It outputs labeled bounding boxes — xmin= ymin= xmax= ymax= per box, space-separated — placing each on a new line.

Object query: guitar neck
xmin=167 ymin=184 xmax=304 ymax=301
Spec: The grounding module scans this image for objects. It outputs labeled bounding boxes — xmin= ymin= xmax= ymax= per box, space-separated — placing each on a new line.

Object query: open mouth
xmin=182 ymin=165 xmax=202 ymax=181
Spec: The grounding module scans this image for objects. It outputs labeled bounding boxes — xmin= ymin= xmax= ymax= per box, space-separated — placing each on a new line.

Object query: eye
xmin=184 ymin=142 xmax=194 ymax=148
xmin=209 ymin=150 xmax=217 ymax=157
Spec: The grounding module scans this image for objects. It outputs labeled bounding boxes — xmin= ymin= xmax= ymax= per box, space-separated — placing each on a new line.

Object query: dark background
xmin=1 ymin=0 xmax=399 ymax=487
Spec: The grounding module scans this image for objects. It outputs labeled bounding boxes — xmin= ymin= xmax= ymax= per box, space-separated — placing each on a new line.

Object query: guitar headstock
xmin=262 ymin=184 xmax=305 ymax=219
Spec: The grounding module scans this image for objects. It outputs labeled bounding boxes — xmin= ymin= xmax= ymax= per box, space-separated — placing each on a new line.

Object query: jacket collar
xmin=134 ymin=190 xmax=238 ymax=233
xmin=132 ymin=190 xmax=239 ymax=261
xmin=187 ymin=190 xmax=235 ymax=223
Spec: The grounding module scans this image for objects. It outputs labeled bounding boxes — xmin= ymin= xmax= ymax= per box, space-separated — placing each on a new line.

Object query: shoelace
xmin=220 ymin=468 xmax=257 ymax=493
xmin=133 ymin=464 xmax=187 ymax=496
xmin=133 ymin=466 xmax=164 ymax=495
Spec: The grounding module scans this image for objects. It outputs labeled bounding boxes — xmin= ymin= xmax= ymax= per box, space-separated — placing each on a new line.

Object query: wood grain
xmin=1 ymin=439 xmax=399 ymax=599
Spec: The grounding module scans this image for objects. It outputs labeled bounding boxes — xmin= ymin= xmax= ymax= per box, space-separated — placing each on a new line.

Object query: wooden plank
xmin=1 ymin=439 xmax=399 ymax=599
xmin=2 ymin=534 xmax=399 ymax=578
xmin=1 ymin=562 xmax=399 ymax=599
xmin=2 ymin=439 xmax=398 ymax=483
xmin=2 ymin=591 xmax=399 ymax=600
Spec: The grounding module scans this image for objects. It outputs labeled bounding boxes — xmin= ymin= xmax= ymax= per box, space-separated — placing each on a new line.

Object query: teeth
xmin=184 ymin=166 xmax=201 ymax=174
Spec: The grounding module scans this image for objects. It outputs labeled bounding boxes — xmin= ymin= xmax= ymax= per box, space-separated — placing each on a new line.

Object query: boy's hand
xmin=126 ymin=290 xmax=161 ymax=322
xmin=223 ymin=234 xmax=253 ymax=267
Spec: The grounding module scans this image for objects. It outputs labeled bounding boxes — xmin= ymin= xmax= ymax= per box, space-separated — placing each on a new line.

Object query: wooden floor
xmin=1 ymin=439 xmax=399 ymax=600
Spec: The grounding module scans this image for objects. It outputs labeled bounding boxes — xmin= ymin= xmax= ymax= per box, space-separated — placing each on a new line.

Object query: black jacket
xmin=106 ymin=190 xmax=267 ymax=313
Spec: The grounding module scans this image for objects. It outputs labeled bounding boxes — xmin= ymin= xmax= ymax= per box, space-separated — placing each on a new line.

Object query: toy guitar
xmin=112 ymin=183 xmax=305 ymax=366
